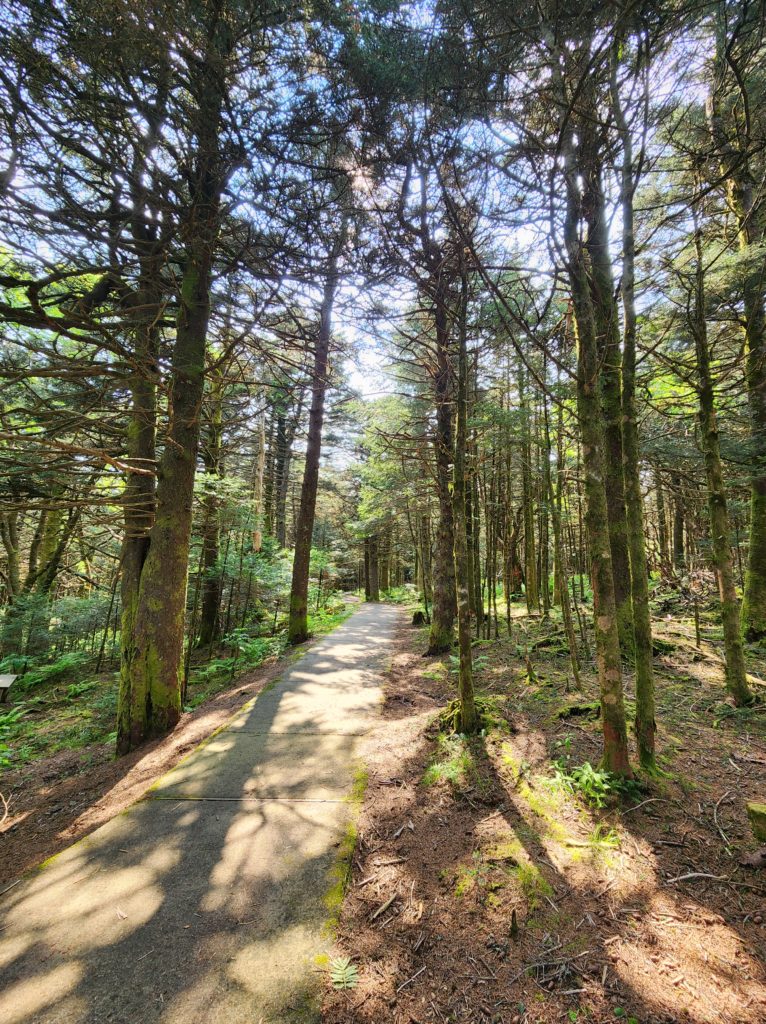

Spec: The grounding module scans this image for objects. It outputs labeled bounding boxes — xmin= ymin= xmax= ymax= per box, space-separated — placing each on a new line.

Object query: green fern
xmin=330 ymin=956 xmax=358 ymax=990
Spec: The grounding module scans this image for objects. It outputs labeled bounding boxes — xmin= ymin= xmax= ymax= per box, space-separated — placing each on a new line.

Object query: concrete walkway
xmin=0 ymin=603 xmax=401 ymax=1024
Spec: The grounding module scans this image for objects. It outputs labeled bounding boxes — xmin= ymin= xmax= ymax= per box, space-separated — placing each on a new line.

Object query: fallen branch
xmin=370 ymin=893 xmax=397 ymax=921
xmin=666 ymin=872 xmax=725 ymax=884
xmin=397 ymin=965 xmax=426 ymax=992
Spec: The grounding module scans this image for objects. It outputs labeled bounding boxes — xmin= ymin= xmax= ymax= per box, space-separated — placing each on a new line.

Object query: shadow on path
xmin=0 ymin=603 xmax=401 ymax=1024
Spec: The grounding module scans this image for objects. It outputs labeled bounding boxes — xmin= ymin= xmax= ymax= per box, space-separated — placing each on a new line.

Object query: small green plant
xmin=448 ymin=653 xmax=490 ymax=674
xmin=66 ymin=681 xmax=98 ymax=700
xmin=613 ymin=1010 xmax=638 ymax=1023
xmin=423 ymin=732 xmax=476 ymax=788
xmin=551 ymin=760 xmax=614 ymax=808
xmin=554 ymin=734 xmax=573 ymax=756
xmin=17 ymin=651 xmax=90 ymax=691
xmin=0 ymin=704 xmax=27 ymax=769
xmin=589 ymin=824 xmax=620 ymax=849
xmin=329 ymin=956 xmax=358 ymax=990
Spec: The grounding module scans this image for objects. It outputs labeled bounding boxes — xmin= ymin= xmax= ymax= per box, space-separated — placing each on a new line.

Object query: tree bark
xmin=555 ymin=35 xmax=631 ymax=774
xmin=691 ymin=226 xmax=752 ymax=706
xmin=452 ymin=264 xmax=477 ymax=732
xmin=197 ymin=367 xmax=224 ymax=648
xmin=427 ymin=299 xmax=457 ymax=654
xmin=288 ymin=210 xmax=347 ymax=644
xmin=117 ymin=20 xmax=230 ymax=751
xmin=611 ymin=44 xmax=656 ymax=769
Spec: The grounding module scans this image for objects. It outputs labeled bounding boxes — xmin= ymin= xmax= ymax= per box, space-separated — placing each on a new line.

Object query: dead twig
xmin=370 ymin=893 xmax=397 ymax=921
xmin=396 ymin=965 xmax=426 ymax=992
xmin=712 ymin=791 xmax=732 ymax=849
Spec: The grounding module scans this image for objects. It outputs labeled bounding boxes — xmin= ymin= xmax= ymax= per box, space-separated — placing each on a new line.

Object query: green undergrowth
xmin=423 ymin=731 xmax=480 ymax=789
xmin=1 ymin=602 xmax=354 ymax=770
xmin=437 ymin=692 xmax=512 ymax=734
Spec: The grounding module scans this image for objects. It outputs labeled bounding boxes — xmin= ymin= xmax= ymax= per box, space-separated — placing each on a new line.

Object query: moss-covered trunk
xmin=117 ymin=21 xmax=229 ymax=751
xmin=118 ymin=247 xmax=215 ymax=750
xmin=707 ymin=8 xmax=766 ymax=640
xmin=197 ymin=367 xmax=224 ymax=648
xmin=556 ymin=39 xmax=631 ymax=774
xmin=691 ymin=230 xmax=752 ymax=707
xmin=611 ymin=49 xmax=656 ymax=769
xmin=585 ymin=162 xmax=633 ymax=659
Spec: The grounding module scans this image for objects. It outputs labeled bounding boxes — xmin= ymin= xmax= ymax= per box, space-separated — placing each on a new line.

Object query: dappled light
xmin=0 ymin=607 xmax=399 ymax=1022
xmin=1 ymin=1 xmax=766 ymax=1022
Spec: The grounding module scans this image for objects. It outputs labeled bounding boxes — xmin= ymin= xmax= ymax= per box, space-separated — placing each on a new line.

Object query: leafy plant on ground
xmin=66 ymin=681 xmax=98 ymax=700
xmin=551 ymin=759 xmax=642 ymax=808
xmin=551 ymin=760 xmax=614 ymax=808
xmin=17 ymin=651 xmax=91 ymax=691
xmin=0 ymin=704 xmax=26 ymax=768
xmin=329 ymin=956 xmax=358 ymax=990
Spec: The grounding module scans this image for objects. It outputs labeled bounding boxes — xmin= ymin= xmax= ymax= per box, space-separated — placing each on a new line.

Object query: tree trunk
xmin=546 ymin=399 xmax=581 ymax=688
xmin=691 ymin=226 xmax=752 ymax=706
xmin=707 ymin=9 xmax=766 ymax=640
xmin=288 ymin=211 xmax=347 ymax=644
xmin=518 ymin=363 xmax=539 ymax=615
xmin=252 ymin=406 xmax=266 ymax=552
xmin=611 ymin=47 xmax=656 ymax=769
xmin=672 ymin=474 xmax=685 ymax=571
xmin=367 ymin=535 xmax=380 ymax=601
xmin=274 ymin=407 xmax=289 ymax=549
xmin=197 ymin=367 xmax=224 ymax=648
xmin=557 ymin=46 xmax=631 ymax=773
xmin=117 ymin=26 xmax=229 ymax=750
xmin=427 ymin=300 xmax=457 ymax=654
xmin=585 ymin=154 xmax=633 ymax=659
xmin=655 ymin=467 xmax=669 ymax=571
xmin=452 ymin=265 xmax=477 ymax=732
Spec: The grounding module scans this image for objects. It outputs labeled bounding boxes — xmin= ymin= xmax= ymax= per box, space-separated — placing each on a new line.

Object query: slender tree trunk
xmin=585 ymin=160 xmax=633 ymax=659
xmin=367 ymin=535 xmax=380 ymax=601
xmin=197 ymin=368 xmax=224 ymax=648
xmin=518 ymin=364 xmax=539 ymax=615
xmin=611 ymin=49 xmax=656 ymax=769
xmin=252 ymin=406 xmax=266 ymax=552
xmin=274 ymin=408 xmax=289 ymax=549
xmin=546 ymin=400 xmax=581 ymax=688
xmin=556 ymin=47 xmax=631 ymax=773
xmin=672 ymin=474 xmax=685 ymax=571
xmin=655 ymin=467 xmax=669 ymax=571
xmin=453 ymin=264 xmax=477 ymax=732
xmin=707 ymin=13 xmax=766 ymax=640
xmin=691 ymin=227 xmax=752 ymax=706
xmin=363 ymin=538 xmax=371 ymax=601
xmin=288 ymin=211 xmax=347 ymax=644
xmin=427 ymin=299 xmax=457 ymax=654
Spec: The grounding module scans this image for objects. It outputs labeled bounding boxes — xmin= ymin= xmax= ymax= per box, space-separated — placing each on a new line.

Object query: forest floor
xmin=0 ymin=604 xmax=355 ymax=888
xmin=323 ymin=608 xmax=766 ymax=1024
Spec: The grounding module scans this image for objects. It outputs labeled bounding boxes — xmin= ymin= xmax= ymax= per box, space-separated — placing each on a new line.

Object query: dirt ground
xmin=323 ymin=613 xmax=766 ymax=1024
xmin=0 ymin=650 xmax=293 ymax=889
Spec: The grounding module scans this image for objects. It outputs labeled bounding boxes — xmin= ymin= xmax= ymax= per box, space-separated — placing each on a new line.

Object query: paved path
xmin=0 ymin=603 xmax=401 ymax=1024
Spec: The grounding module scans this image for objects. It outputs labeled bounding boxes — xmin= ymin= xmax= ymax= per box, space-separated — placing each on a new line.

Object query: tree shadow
xmin=0 ymin=604 xmax=401 ymax=1024
xmin=326 ymin=644 xmax=766 ymax=1024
